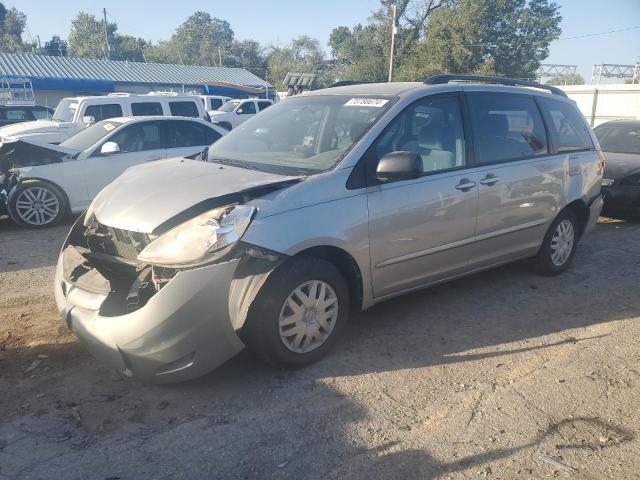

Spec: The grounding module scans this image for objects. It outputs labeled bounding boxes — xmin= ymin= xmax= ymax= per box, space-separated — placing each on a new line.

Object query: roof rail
xmin=327 ymin=80 xmax=373 ymax=88
xmin=424 ymin=74 xmax=567 ymax=97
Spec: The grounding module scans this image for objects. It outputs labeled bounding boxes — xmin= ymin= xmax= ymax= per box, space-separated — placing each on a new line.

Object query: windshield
xmin=595 ymin=124 xmax=640 ymax=155
xmin=218 ymin=100 xmax=240 ymax=112
xmin=207 ymin=95 xmax=394 ymax=175
xmin=52 ymin=99 xmax=79 ymax=122
xmin=60 ymin=119 xmax=126 ymax=151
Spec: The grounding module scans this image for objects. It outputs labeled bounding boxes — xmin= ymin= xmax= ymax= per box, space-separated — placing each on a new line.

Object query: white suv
xmin=199 ymin=95 xmax=232 ymax=114
xmin=208 ymin=98 xmax=273 ymax=130
xmin=0 ymin=92 xmax=210 ymax=144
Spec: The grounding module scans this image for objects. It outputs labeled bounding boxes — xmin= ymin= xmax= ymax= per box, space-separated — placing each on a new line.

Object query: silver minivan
xmin=54 ymin=75 xmax=604 ymax=383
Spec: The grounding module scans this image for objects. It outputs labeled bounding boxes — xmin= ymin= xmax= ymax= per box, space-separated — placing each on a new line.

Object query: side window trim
xmin=466 ymin=91 xmax=551 ymax=167
xmin=359 ymin=92 xmax=469 ymax=187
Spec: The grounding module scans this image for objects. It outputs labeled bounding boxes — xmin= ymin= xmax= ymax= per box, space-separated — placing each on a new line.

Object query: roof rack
xmin=327 ymin=80 xmax=373 ymax=88
xmin=424 ymin=74 xmax=567 ymax=97
xmin=0 ymin=77 xmax=35 ymax=105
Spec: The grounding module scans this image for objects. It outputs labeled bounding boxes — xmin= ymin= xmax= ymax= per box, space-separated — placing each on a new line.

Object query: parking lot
xmin=0 ymin=214 xmax=638 ymax=479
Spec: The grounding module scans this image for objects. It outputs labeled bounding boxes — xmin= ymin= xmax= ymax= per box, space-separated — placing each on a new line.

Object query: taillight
xmin=598 ymin=150 xmax=606 ymax=175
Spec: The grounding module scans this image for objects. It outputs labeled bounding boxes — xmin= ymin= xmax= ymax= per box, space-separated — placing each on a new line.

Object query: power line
xmin=557 ymin=25 xmax=640 ymax=41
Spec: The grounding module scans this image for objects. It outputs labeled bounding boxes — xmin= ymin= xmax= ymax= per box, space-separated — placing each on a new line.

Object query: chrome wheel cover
xmin=14 ymin=186 xmax=60 ymax=226
xmin=550 ymin=219 xmax=575 ymax=267
xmin=278 ymin=280 xmax=339 ymax=354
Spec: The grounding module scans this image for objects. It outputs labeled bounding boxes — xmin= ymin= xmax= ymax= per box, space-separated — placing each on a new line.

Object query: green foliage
xmin=0 ymin=2 xmax=28 ymax=53
xmin=267 ymin=36 xmax=330 ymax=87
xmin=547 ymin=73 xmax=584 ymax=85
xmin=67 ymin=12 xmax=117 ymax=59
xmin=332 ymin=0 xmax=561 ymax=82
xmin=144 ymin=12 xmax=233 ymax=66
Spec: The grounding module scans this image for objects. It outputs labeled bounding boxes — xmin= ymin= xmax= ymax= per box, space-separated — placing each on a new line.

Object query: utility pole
xmin=218 ymin=46 xmax=222 ymax=67
xmin=103 ymin=8 xmax=110 ymax=60
xmin=388 ymin=4 xmax=397 ymax=82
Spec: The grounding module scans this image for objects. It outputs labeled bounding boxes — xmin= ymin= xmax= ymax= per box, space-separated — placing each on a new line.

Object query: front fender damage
xmin=228 ymin=243 xmax=287 ymax=331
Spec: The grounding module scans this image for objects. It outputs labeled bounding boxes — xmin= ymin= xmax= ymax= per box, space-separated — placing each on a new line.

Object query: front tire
xmin=241 ymin=257 xmax=350 ymax=368
xmin=8 ymin=181 xmax=67 ymax=228
xmin=533 ymin=209 xmax=578 ymax=275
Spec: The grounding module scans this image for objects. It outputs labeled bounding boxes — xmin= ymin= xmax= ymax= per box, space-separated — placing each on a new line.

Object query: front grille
xmin=86 ymin=222 xmax=153 ymax=261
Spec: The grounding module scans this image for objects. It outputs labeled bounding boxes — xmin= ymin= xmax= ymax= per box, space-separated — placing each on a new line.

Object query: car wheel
xmin=8 ymin=181 xmax=67 ymax=228
xmin=241 ymin=256 xmax=350 ymax=368
xmin=533 ymin=209 xmax=578 ymax=275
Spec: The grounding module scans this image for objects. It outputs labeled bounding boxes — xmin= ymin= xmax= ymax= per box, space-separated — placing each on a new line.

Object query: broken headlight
xmin=137 ymin=205 xmax=256 ymax=267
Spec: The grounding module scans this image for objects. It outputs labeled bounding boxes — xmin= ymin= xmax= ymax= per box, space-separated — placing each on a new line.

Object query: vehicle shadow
xmin=1 ymin=220 xmax=639 ymax=478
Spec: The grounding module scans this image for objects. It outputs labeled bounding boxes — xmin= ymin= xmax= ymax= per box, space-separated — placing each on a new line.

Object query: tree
xmin=114 ymin=35 xmax=147 ymax=62
xmin=547 ymin=73 xmax=584 ymax=86
xmin=68 ymin=12 xmax=117 ymax=59
xmin=329 ymin=0 xmax=452 ymax=82
xmin=44 ymin=35 xmax=68 ymax=56
xmin=0 ymin=2 xmax=29 ymax=53
xmin=267 ymin=36 xmax=330 ymax=88
xmin=145 ymin=12 xmax=234 ymax=66
xmin=398 ymin=0 xmax=562 ymax=80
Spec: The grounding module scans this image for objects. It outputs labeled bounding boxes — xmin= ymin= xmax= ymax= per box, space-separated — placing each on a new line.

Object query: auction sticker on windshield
xmin=345 ymin=98 xmax=389 ymax=107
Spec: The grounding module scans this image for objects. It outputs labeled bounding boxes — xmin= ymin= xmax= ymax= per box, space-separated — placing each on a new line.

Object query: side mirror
xmin=376 ymin=151 xmax=423 ymax=182
xmin=100 ymin=142 xmax=120 ymax=156
xmin=82 ymin=115 xmax=95 ymax=126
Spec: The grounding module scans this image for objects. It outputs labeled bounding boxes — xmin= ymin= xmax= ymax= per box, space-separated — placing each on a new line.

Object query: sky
xmin=9 ymin=0 xmax=640 ymax=81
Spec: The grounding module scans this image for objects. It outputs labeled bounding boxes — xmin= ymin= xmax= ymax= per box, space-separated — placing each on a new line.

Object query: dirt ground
xmin=0 ymin=214 xmax=639 ymax=480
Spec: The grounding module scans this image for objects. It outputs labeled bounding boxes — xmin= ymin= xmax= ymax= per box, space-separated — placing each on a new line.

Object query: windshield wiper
xmin=209 ymin=157 xmax=267 ymax=172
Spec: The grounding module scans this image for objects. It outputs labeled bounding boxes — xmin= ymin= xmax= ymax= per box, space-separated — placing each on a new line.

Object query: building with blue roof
xmin=0 ymin=52 xmax=273 ymax=107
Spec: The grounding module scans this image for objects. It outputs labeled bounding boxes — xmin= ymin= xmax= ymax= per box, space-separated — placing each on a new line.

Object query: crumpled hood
xmin=0 ymin=119 xmax=71 ymax=139
xmin=92 ymin=157 xmax=301 ymax=233
xmin=0 ymin=138 xmax=80 ymax=173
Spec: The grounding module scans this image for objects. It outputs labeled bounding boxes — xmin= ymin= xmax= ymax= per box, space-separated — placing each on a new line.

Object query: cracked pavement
xmin=1 ymin=216 xmax=639 ymax=479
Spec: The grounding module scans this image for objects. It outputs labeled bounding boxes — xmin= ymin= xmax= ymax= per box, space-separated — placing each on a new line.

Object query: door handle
xmin=479 ymin=174 xmax=500 ymax=186
xmin=455 ymin=179 xmax=476 ymax=191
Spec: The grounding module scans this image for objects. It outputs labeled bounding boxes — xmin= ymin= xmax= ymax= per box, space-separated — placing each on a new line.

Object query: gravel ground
xmin=0 ymin=214 xmax=639 ymax=479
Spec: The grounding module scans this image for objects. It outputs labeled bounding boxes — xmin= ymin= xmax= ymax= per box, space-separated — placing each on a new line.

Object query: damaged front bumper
xmin=54 ymin=216 xmax=284 ymax=383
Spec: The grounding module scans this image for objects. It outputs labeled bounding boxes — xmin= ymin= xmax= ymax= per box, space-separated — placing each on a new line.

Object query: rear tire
xmin=8 ymin=180 xmax=67 ymax=228
xmin=241 ymin=256 xmax=350 ymax=368
xmin=533 ymin=209 xmax=578 ymax=276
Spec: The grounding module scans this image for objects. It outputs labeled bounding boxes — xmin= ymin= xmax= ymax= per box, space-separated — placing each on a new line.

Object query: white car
xmin=0 ymin=92 xmax=211 ymax=145
xmin=208 ymin=98 xmax=273 ymax=130
xmin=199 ymin=95 xmax=232 ymax=115
xmin=0 ymin=116 xmax=226 ymax=227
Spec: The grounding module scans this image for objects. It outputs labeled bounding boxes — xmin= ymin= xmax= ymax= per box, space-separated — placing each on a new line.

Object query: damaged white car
xmin=0 ymin=116 xmax=225 ymax=227
xmin=54 ymin=77 xmax=603 ymax=383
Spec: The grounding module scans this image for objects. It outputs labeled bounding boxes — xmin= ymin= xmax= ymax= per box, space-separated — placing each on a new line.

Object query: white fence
xmin=559 ymin=84 xmax=640 ymax=127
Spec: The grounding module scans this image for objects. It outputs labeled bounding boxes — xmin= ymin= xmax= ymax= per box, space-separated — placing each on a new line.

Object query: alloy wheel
xmin=14 ymin=186 xmax=60 ymax=226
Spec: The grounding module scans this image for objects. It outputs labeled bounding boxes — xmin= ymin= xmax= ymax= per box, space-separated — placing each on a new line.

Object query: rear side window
xmin=209 ymin=98 xmax=223 ymax=110
xmin=109 ymin=121 xmax=163 ymax=152
xmin=169 ymin=101 xmax=200 ymax=118
xmin=236 ymin=101 xmax=256 ymax=114
xmin=539 ymin=98 xmax=593 ymax=152
xmin=167 ymin=120 xmax=221 ymax=148
xmin=84 ymin=103 xmax=123 ymax=122
xmin=468 ymin=93 xmax=548 ymax=164
xmin=258 ymin=101 xmax=272 ymax=111
xmin=131 ymin=102 xmax=163 ymax=116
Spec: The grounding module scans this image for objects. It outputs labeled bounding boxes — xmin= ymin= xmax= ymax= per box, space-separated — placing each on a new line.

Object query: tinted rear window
xmin=131 ymin=102 xmax=164 ymax=116
xmin=539 ymin=97 xmax=593 ymax=152
xmin=169 ymin=101 xmax=200 ymax=118
xmin=84 ymin=103 xmax=123 ymax=122
xmin=468 ymin=93 xmax=548 ymax=164
xmin=595 ymin=124 xmax=640 ymax=155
